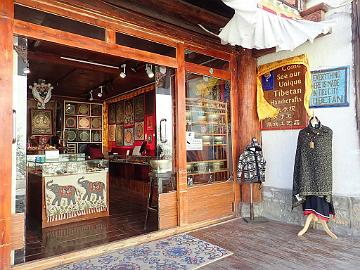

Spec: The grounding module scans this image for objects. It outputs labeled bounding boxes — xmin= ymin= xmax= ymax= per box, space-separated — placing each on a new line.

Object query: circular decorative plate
xmin=78 ymin=130 xmax=90 ymax=142
xmin=91 ymin=104 xmax=102 ymax=116
xmin=92 ymin=131 xmax=101 ymax=142
xmin=65 ymin=117 xmax=76 ymax=128
xmin=91 ymin=117 xmax=102 ymax=129
xmin=67 ymin=130 xmax=76 ymax=142
xmin=78 ymin=117 xmax=90 ymax=129
xmin=78 ymin=104 xmax=90 ymax=115
xmin=65 ymin=103 xmax=76 ymax=115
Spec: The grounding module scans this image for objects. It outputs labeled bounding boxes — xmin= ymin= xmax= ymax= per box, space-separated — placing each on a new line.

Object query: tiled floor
xmin=16 ymin=188 xmax=157 ymax=264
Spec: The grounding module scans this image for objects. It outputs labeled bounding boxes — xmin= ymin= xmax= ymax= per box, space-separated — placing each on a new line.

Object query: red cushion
xmin=88 ymin=146 xmax=104 ymax=159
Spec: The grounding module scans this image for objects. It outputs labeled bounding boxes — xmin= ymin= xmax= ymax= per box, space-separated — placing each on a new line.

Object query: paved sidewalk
xmin=190 ymin=218 xmax=360 ymax=270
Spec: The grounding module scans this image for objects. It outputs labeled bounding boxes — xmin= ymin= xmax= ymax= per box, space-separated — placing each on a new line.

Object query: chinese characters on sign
xmin=310 ymin=67 xmax=349 ymax=108
xmin=261 ymin=64 xmax=307 ymax=130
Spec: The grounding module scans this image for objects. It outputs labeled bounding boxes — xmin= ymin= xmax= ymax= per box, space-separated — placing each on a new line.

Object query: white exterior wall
xmin=257 ymin=0 xmax=360 ymax=197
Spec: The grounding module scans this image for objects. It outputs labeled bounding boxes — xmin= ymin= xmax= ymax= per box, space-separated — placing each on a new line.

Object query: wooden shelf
xmin=187 ymin=169 xmax=228 ymax=176
xmin=187 ymin=159 xmax=227 ymax=164
xmin=186 ymin=121 xmax=226 ymax=125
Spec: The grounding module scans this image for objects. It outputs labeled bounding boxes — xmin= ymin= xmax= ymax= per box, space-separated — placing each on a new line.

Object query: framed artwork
xmin=108 ymin=103 xmax=116 ymax=124
xmin=146 ymin=115 xmax=153 ymax=131
xmin=31 ymin=109 xmax=53 ymax=135
xmin=124 ymin=99 xmax=134 ymax=125
xmin=91 ymin=104 xmax=102 ymax=116
xmin=65 ymin=116 xmax=77 ymax=128
xmin=91 ymin=117 xmax=102 ymax=129
xmin=64 ymin=102 xmax=76 ymax=115
xmin=116 ymin=101 xmax=124 ymax=124
xmin=134 ymin=121 xmax=144 ymax=140
xmin=77 ymin=130 xmax=90 ymax=142
xmin=78 ymin=116 xmax=91 ymax=129
xmin=115 ymin=125 xmax=124 ymax=146
xmin=124 ymin=127 xmax=134 ymax=146
xmin=91 ymin=130 xmax=102 ymax=142
xmin=77 ymin=103 xmax=90 ymax=116
xmin=108 ymin=124 xmax=116 ymax=141
xmin=134 ymin=94 xmax=145 ymax=121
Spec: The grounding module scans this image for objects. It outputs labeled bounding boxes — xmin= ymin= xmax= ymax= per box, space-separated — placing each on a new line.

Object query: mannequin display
xmin=292 ymin=116 xmax=337 ymax=238
xmin=237 ymin=137 xmax=266 ymax=222
xmin=237 ymin=137 xmax=266 ymax=185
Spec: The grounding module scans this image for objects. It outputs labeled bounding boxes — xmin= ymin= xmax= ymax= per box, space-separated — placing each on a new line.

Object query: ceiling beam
xmin=104 ymin=0 xmax=229 ymax=31
xmin=28 ymin=51 xmax=121 ymax=74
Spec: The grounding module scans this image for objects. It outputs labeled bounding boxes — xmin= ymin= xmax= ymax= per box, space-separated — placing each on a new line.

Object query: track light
xmin=23 ymin=61 xmax=30 ymax=74
xmin=89 ymin=90 xmax=94 ymax=101
xmin=98 ymin=86 xmax=103 ymax=98
xmin=120 ymin=64 xmax=126 ymax=79
xmin=145 ymin=64 xmax=154 ymax=78
xmin=159 ymin=66 xmax=167 ymax=74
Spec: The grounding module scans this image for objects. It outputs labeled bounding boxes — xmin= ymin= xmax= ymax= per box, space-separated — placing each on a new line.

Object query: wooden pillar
xmin=230 ymin=52 xmax=241 ymax=214
xmin=0 ymin=0 xmax=14 ymax=268
xmin=175 ymin=43 xmax=188 ymax=226
xmin=237 ymin=48 xmax=262 ymax=203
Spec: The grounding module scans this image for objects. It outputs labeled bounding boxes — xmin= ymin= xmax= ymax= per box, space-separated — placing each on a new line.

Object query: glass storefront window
xmin=185 ymin=73 xmax=232 ymax=186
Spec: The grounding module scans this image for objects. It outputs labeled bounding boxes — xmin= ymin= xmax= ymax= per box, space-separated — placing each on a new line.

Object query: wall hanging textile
xmin=44 ymin=172 xmax=107 ymax=223
xmin=237 ymin=138 xmax=266 ymax=184
xmin=292 ymin=121 xmax=333 ymax=209
xmin=115 ymin=125 xmax=124 ymax=146
xmin=124 ymin=99 xmax=134 ymax=125
xmin=218 ymin=0 xmax=332 ymax=51
xmin=257 ymin=54 xmax=312 ymax=120
xmin=134 ymin=94 xmax=145 ymax=121
xmin=108 ymin=124 xmax=116 ymax=142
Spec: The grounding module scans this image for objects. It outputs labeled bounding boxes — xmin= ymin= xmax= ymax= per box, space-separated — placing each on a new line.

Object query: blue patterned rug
xmin=52 ymin=234 xmax=232 ymax=270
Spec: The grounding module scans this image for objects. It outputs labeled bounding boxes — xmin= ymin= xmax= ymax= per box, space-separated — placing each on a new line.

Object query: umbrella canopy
xmin=218 ymin=0 xmax=332 ymax=51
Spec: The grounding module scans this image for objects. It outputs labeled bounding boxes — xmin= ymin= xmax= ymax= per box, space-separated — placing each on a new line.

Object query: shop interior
xmin=20 ymin=36 xmax=177 ymax=263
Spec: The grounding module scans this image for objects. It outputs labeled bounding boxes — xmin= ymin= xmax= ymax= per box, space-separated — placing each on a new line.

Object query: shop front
xmin=0 ymin=0 xmax=260 ymax=268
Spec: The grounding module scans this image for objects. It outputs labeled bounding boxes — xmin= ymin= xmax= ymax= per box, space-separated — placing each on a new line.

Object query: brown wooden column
xmin=175 ymin=43 xmax=188 ymax=226
xmin=237 ymin=48 xmax=262 ymax=203
xmin=0 ymin=0 xmax=14 ymax=268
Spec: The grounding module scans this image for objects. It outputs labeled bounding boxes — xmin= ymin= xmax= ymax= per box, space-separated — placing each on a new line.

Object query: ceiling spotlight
xmin=23 ymin=61 xmax=30 ymax=74
xmin=159 ymin=66 xmax=167 ymax=74
xmin=145 ymin=64 xmax=154 ymax=78
xmin=89 ymin=90 xmax=94 ymax=101
xmin=120 ymin=64 xmax=126 ymax=79
xmin=98 ymin=86 xmax=103 ymax=98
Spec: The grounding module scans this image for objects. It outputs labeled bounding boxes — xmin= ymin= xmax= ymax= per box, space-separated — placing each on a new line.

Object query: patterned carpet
xmin=52 ymin=234 xmax=233 ymax=270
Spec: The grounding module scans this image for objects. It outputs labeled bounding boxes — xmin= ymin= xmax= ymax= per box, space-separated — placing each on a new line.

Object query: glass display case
xmin=185 ymin=74 xmax=231 ymax=185
xmin=27 ymin=154 xmax=108 ymax=177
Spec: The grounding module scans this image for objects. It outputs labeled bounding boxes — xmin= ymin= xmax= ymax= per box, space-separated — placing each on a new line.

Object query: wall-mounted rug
xmin=51 ymin=234 xmax=232 ymax=270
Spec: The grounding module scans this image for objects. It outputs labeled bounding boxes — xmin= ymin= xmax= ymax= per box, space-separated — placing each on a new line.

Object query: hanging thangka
xmin=108 ymin=103 xmax=116 ymax=125
xmin=44 ymin=172 xmax=108 ymax=223
xmin=134 ymin=94 xmax=145 ymax=121
xmin=257 ymin=54 xmax=312 ymax=130
xmin=31 ymin=109 xmax=53 ymax=135
xmin=115 ymin=125 xmax=124 ymax=146
xmin=115 ymin=101 xmax=124 ymax=124
xmin=124 ymin=99 xmax=134 ymax=125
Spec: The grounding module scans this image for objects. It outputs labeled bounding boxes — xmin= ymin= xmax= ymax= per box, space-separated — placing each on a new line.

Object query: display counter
xmin=27 ymin=154 xmax=109 ymax=228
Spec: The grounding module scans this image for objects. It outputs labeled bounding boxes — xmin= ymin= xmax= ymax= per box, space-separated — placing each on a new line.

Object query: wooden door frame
xmin=0 ymin=1 xmax=14 ymax=269
xmin=1 ymin=0 xmax=251 ymax=266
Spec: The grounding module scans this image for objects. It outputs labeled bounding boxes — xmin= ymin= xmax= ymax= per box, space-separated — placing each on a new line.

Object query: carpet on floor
xmin=52 ymin=234 xmax=233 ymax=270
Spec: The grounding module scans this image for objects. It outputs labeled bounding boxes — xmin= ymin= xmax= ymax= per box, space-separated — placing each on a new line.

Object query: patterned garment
xmin=237 ymin=139 xmax=266 ymax=183
xmin=292 ymin=123 xmax=333 ymax=209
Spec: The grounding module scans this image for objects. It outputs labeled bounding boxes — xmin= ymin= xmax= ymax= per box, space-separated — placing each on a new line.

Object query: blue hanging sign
xmin=310 ymin=66 xmax=349 ymax=108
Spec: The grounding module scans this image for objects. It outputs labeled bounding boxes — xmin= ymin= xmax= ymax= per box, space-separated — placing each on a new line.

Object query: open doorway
xmin=13 ymin=36 xmax=177 ymax=264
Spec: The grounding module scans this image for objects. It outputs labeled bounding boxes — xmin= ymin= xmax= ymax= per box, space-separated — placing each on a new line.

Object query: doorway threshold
xmin=14 ymin=215 xmax=235 ymax=270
